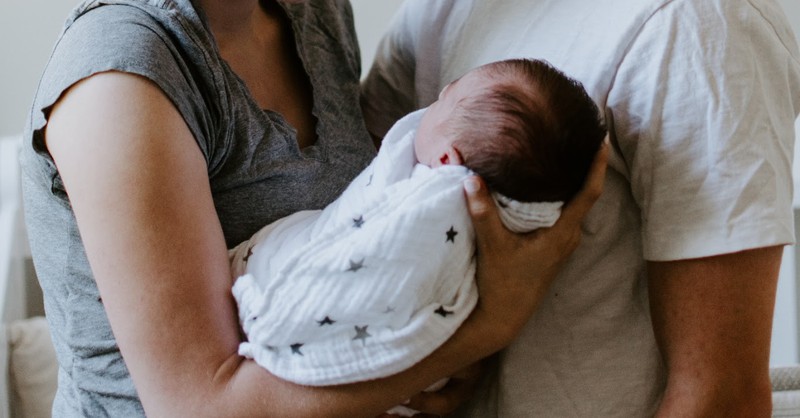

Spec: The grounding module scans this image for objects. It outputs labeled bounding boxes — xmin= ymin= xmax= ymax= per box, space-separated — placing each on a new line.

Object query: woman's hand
xmin=378 ymin=140 xmax=609 ymax=418
xmin=466 ymin=139 xmax=608 ymax=347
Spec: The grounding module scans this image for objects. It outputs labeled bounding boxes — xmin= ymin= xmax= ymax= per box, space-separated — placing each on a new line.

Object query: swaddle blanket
xmin=230 ymin=109 xmax=562 ymax=386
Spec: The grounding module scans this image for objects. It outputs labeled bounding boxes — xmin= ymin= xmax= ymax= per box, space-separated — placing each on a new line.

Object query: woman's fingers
xmin=463 ymin=176 xmax=506 ymax=254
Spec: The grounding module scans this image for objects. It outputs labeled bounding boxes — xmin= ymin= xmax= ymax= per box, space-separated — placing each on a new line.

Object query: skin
xmin=649 ymin=247 xmax=780 ymax=417
xmin=41 ymin=0 xmax=608 ymax=416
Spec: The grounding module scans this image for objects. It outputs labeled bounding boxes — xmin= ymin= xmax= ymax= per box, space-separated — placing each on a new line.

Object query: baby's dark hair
xmin=448 ymin=59 xmax=606 ymax=202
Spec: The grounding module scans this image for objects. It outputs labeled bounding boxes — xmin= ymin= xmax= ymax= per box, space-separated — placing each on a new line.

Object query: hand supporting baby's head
xmin=415 ymin=58 xmax=607 ymax=203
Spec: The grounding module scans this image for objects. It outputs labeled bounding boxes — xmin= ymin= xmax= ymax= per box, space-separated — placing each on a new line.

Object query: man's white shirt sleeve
xmin=607 ymin=0 xmax=800 ymax=260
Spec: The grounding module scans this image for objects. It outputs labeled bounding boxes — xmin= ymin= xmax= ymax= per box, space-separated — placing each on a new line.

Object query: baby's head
xmin=415 ymin=58 xmax=606 ymax=202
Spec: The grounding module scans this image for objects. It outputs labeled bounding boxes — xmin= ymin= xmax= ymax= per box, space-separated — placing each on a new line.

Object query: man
xmin=362 ymin=0 xmax=800 ymax=416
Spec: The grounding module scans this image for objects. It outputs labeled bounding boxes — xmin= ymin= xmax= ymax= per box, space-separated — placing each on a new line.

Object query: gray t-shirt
xmin=19 ymin=0 xmax=375 ymax=415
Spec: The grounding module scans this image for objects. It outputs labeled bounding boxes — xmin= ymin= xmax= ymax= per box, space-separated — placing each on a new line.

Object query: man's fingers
xmin=557 ymin=137 xmax=609 ymax=227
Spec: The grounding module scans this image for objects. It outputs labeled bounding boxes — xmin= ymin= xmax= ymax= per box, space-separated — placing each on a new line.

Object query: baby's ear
xmin=438 ymin=145 xmax=463 ymax=166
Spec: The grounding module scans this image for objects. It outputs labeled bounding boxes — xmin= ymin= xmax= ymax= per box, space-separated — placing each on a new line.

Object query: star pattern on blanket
xmin=435 ymin=306 xmax=454 ymax=317
xmin=446 ymin=226 xmax=458 ymax=243
xmin=346 ymin=259 xmax=365 ymax=272
xmin=353 ymin=325 xmax=372 ymax=346
xmin=290 ymin=343 xmax=304 ymax=356
xmin=318 ymin=316 xmax=336 ymax=326
xmin=236 ymin=117 xmax=493 ymax=379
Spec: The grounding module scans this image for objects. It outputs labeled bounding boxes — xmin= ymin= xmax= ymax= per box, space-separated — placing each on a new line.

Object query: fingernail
xmin=402 ymin=398 xmax=411 ymax=405
xmin=464 ymin=178 xmax=480 ymax=194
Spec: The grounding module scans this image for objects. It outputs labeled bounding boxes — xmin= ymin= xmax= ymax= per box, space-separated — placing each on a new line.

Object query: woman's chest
xmin=208 ymin=100 xmax=375 ymax=248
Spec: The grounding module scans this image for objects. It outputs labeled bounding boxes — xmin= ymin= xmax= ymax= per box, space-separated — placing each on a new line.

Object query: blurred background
xmin=0 ymin=0 xmax=799 ymax=368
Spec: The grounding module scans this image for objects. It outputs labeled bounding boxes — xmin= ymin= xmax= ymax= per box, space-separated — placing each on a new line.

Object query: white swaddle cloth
xmin=230 ymin=109 xmax=562 ymax=386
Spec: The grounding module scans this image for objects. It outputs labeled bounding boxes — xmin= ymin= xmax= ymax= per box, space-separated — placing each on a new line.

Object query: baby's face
xmin=415 ymin=69 xmax=493 ymax=167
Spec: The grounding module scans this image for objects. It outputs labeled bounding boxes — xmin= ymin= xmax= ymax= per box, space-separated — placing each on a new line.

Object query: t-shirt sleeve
xmin=607 ymin=0 xmax=800 ymax=261
xmin=28 ymin=4 xmax=215 ymax=167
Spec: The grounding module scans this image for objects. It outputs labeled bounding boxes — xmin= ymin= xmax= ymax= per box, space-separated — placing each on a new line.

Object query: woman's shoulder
xmin=57 ymin=0 xmax=212 ymax=69
xmin=26 ymin=0 xmax=222 ymax=170
xmin=62 ymin=0 xmax=200 ymax=39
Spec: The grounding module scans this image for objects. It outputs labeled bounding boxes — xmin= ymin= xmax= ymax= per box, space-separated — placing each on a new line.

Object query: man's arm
xmin=648 ymin=246 xmax=782 ymax=417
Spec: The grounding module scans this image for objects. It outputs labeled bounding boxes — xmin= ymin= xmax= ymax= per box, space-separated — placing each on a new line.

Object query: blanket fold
xmin=231 ymin=109 xmax=561 ymax=385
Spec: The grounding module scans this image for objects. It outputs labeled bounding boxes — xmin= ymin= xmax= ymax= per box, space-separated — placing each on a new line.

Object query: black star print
xmin=346 ymin=259 xmax=365 ymax=272
xmin=317 ymin=316 xmax=336 ymax=326
xmin=243 ymin=247 xmax=254 ymax=262
xmin=382 ymin=306 xmax=396 ymax=314
xmin=446 ymin=226 xmax=458 ymax=243
xmin=435 ymin=306 xmax=454 ymax=317
xmin=290 ymin=343 xmax=304 ymax=356
xmin=353 ymin=325 xmax=372 ymax=345
xmin=353 ymin=215 xmax=365 ymax=228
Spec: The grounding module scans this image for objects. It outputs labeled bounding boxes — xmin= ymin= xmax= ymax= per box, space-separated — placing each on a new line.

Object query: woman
xmin=20 ymin=0 xmax=606 ymax=416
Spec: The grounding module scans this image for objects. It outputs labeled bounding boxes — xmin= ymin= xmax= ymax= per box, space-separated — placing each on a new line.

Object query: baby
xmin=229 ymin=59 xmax=605 ymax=405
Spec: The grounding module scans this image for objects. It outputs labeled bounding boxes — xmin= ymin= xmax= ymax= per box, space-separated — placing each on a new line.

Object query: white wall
xmin=349 ymin=0 xmax=403 ymax=76
xmin=0 ymin=0 xmax=80 ymax=137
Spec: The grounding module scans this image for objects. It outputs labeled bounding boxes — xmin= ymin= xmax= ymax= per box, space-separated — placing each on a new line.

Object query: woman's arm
xmin=46 ymin=70 xmax=607 ymax=417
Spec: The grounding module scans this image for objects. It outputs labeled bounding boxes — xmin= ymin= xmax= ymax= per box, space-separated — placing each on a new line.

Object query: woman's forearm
xmin=45 ymin=71 xmax=508 ymax=418
xmin=206 ymin=312 xmax=501 ymax=418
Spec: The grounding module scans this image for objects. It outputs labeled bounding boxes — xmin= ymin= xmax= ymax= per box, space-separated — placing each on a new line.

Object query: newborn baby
xmin=229 ymin=59 xmax=606 ymax=410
